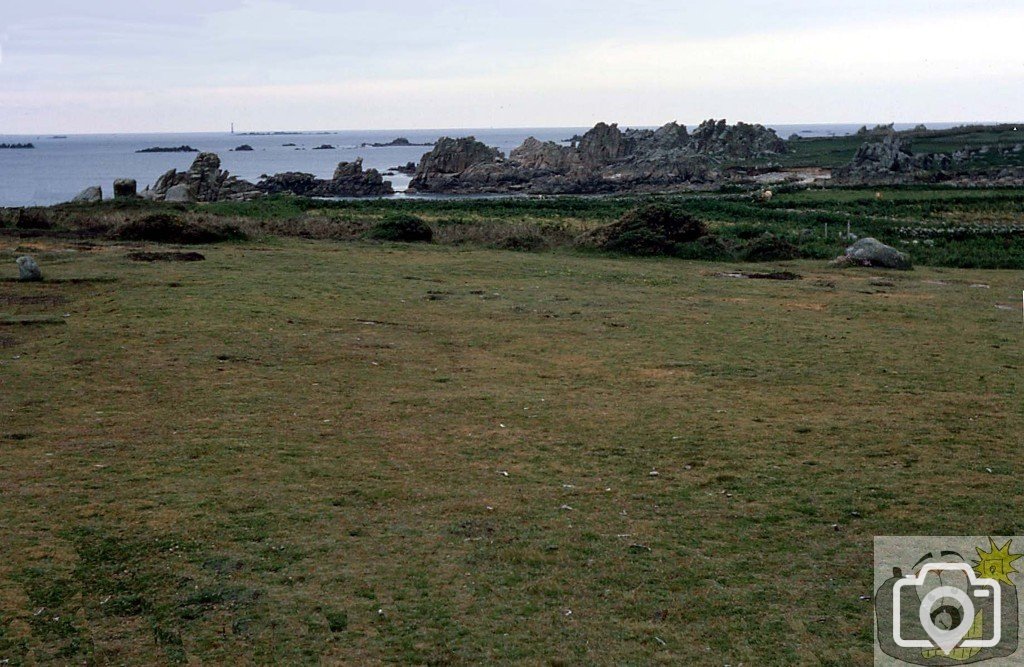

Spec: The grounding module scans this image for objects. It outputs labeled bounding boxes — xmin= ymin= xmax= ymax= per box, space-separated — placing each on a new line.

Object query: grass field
xmin=2 ymin=235 xmax=1022 ymax=664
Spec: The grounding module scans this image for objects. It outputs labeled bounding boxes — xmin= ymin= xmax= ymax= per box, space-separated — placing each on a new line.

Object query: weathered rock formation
xmin=142 ymin=152 xmax=262 ymax=202
xmin=256 ymin=158 xmax=393 ymax=197
xmin=832 ymin=136 xmax=954 ymax=184
xmin=407 ymin=119 xmax=786 ymax=194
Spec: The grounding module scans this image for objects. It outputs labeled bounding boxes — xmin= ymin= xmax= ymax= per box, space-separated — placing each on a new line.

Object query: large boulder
xmin=113 ymin=178 xmax=137 ymax=199
xmin=71 ymin=186 xmax=102 ymax=203
xmin=16 ymin=256 xmax=42 ymax=281
xmin=830 ymin=237 xmax=912 ymax=270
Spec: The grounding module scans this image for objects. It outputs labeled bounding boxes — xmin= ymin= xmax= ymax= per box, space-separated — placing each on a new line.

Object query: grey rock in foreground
xmin=830 ymin=238 xmax=912 ymax=270
xmin=16 ymin=256 xmax=42 ymax=281
xmin=113 ymin=178 xmax=138 ymax=199
xmin=71 ymin=186 xmax=102 ymax=203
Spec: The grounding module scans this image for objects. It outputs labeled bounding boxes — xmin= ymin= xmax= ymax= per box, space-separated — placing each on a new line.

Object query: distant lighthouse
xmin=231 ymin=122 xmax=235 ymax=135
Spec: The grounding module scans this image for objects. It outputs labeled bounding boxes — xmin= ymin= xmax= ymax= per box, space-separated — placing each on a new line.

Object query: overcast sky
xmin=1 ymin=1 xmax=1022 ymax=133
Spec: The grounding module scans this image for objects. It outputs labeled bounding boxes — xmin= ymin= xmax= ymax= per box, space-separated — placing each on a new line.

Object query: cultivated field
xmin=2 ymin=233 xmax=1022 ymax=663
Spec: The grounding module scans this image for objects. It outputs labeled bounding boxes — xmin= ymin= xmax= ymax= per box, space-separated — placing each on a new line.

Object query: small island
xmin=136 ymin=145 xmax=199 ymax=153
xmin=232 ymin=144 xmax=255 ymax=152
xmin=0 ymin=143 xmax=35 ymax=149
xmin=312 ymin=144 xmax=336 ymax=150
xmin=361 ymin=137 xmax=434 ymax=148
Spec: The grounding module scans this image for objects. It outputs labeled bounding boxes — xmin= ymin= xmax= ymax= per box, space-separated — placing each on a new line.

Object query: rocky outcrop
xmin=257 ymin=158 xmax=393 ymax=197
xmin=832 ymin=136 xmax=954 ymax=184
xmin=830 ymin=238 xmax=912 ymax=270
xmin=71 ymin=186 xmax=102 ymax=203
xmin=136 ymin=146 xmax=198 ymax=153
xmin=407 ymin=119 xmax=787 ymax=194
xmin=687 ymin=119 xmax=787 ymax=159
xmin=142 ymin=152 xmax=262 ymax=202
xmin=361 ymin=138 xmax=433 ymax=148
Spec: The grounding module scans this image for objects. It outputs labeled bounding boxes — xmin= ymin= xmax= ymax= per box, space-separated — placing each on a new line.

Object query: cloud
xmin=1 ymin=2 xmax=1022 ymax=132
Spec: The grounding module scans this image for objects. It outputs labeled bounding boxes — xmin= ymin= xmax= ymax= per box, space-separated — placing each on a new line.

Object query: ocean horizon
xmin=0 ymin=122 xmax=971 ymax=207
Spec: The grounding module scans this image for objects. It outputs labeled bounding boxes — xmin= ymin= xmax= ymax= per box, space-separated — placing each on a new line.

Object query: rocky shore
xmin=256 ymin=158 xmax=393 ymax=197
xmin=407 ymin=119 xmax=787 ymax=194
xmin=135 ymin=153 xmax=393 ymax=202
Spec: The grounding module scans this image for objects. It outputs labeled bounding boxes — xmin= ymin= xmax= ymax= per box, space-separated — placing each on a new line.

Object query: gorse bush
xmin=367 ymin=213 xmax=433 ymax=242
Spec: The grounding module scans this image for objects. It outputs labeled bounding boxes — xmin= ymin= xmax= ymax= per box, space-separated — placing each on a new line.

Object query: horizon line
xmin=1 ymin=119 xmax=1015 ymax=138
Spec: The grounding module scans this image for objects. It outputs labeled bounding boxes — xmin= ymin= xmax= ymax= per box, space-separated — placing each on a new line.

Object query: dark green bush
xmin=674 ymin=234 xmax=737 ymax=261
xmin=591 ymin=203 xmax=708 ymax=256
xmin=15 ymin=208 xmax=54 ymax=230
xmin=115 ymin=213 xmax=246 ymax=244
xmin=490 ymin=233 xmax=547 ymax=251
xmin=741 ymin=233 xmax=800 ymax=262
xmin=367 ymin=214 xmax=433 ymax=242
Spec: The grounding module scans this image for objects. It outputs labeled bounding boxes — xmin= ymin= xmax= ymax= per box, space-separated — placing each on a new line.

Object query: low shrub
xmin=114 ymin=213 xmax=247 ymax=244
xmin=366 ymin=214 xmax=433 ymax=242
xmin=15 ymin=208 xmax=54 ymax=230
xmin=581 ymin=203 xmax=708 ymax=256
xmin=674 ymin=235 xmax=737 ymax=261
xmin=740 ymin=233 xmax=800 ymax=262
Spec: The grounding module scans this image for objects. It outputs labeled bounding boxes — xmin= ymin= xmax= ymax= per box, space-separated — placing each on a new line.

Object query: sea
xmin=0 ymin=123 xmax=964 ymax=207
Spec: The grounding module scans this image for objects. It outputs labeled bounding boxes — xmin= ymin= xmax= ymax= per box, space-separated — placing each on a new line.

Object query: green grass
xmin=2 ymin=237 xmax=1022 ymax=664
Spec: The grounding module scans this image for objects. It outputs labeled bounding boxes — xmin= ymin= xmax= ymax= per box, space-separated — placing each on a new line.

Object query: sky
xmin=1 ymin=0 xmax=1022 ymax=133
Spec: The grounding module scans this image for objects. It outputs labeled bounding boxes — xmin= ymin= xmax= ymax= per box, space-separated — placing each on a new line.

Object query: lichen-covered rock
xmin=71 ymin=186 xmax=102 ymax=203
xmin=16 ymin=256 xmax=42 ymax=281
xmin=830 ymin=237 xmax=912 ymax=270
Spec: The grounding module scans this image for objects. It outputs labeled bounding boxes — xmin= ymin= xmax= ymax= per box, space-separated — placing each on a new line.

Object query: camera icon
xmin=893 ymin=562 xmax=1002 ymax=654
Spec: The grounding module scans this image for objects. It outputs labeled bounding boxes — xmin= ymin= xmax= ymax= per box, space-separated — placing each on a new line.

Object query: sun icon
xmin=973 ymin=537 xmax=1023 ymax=586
